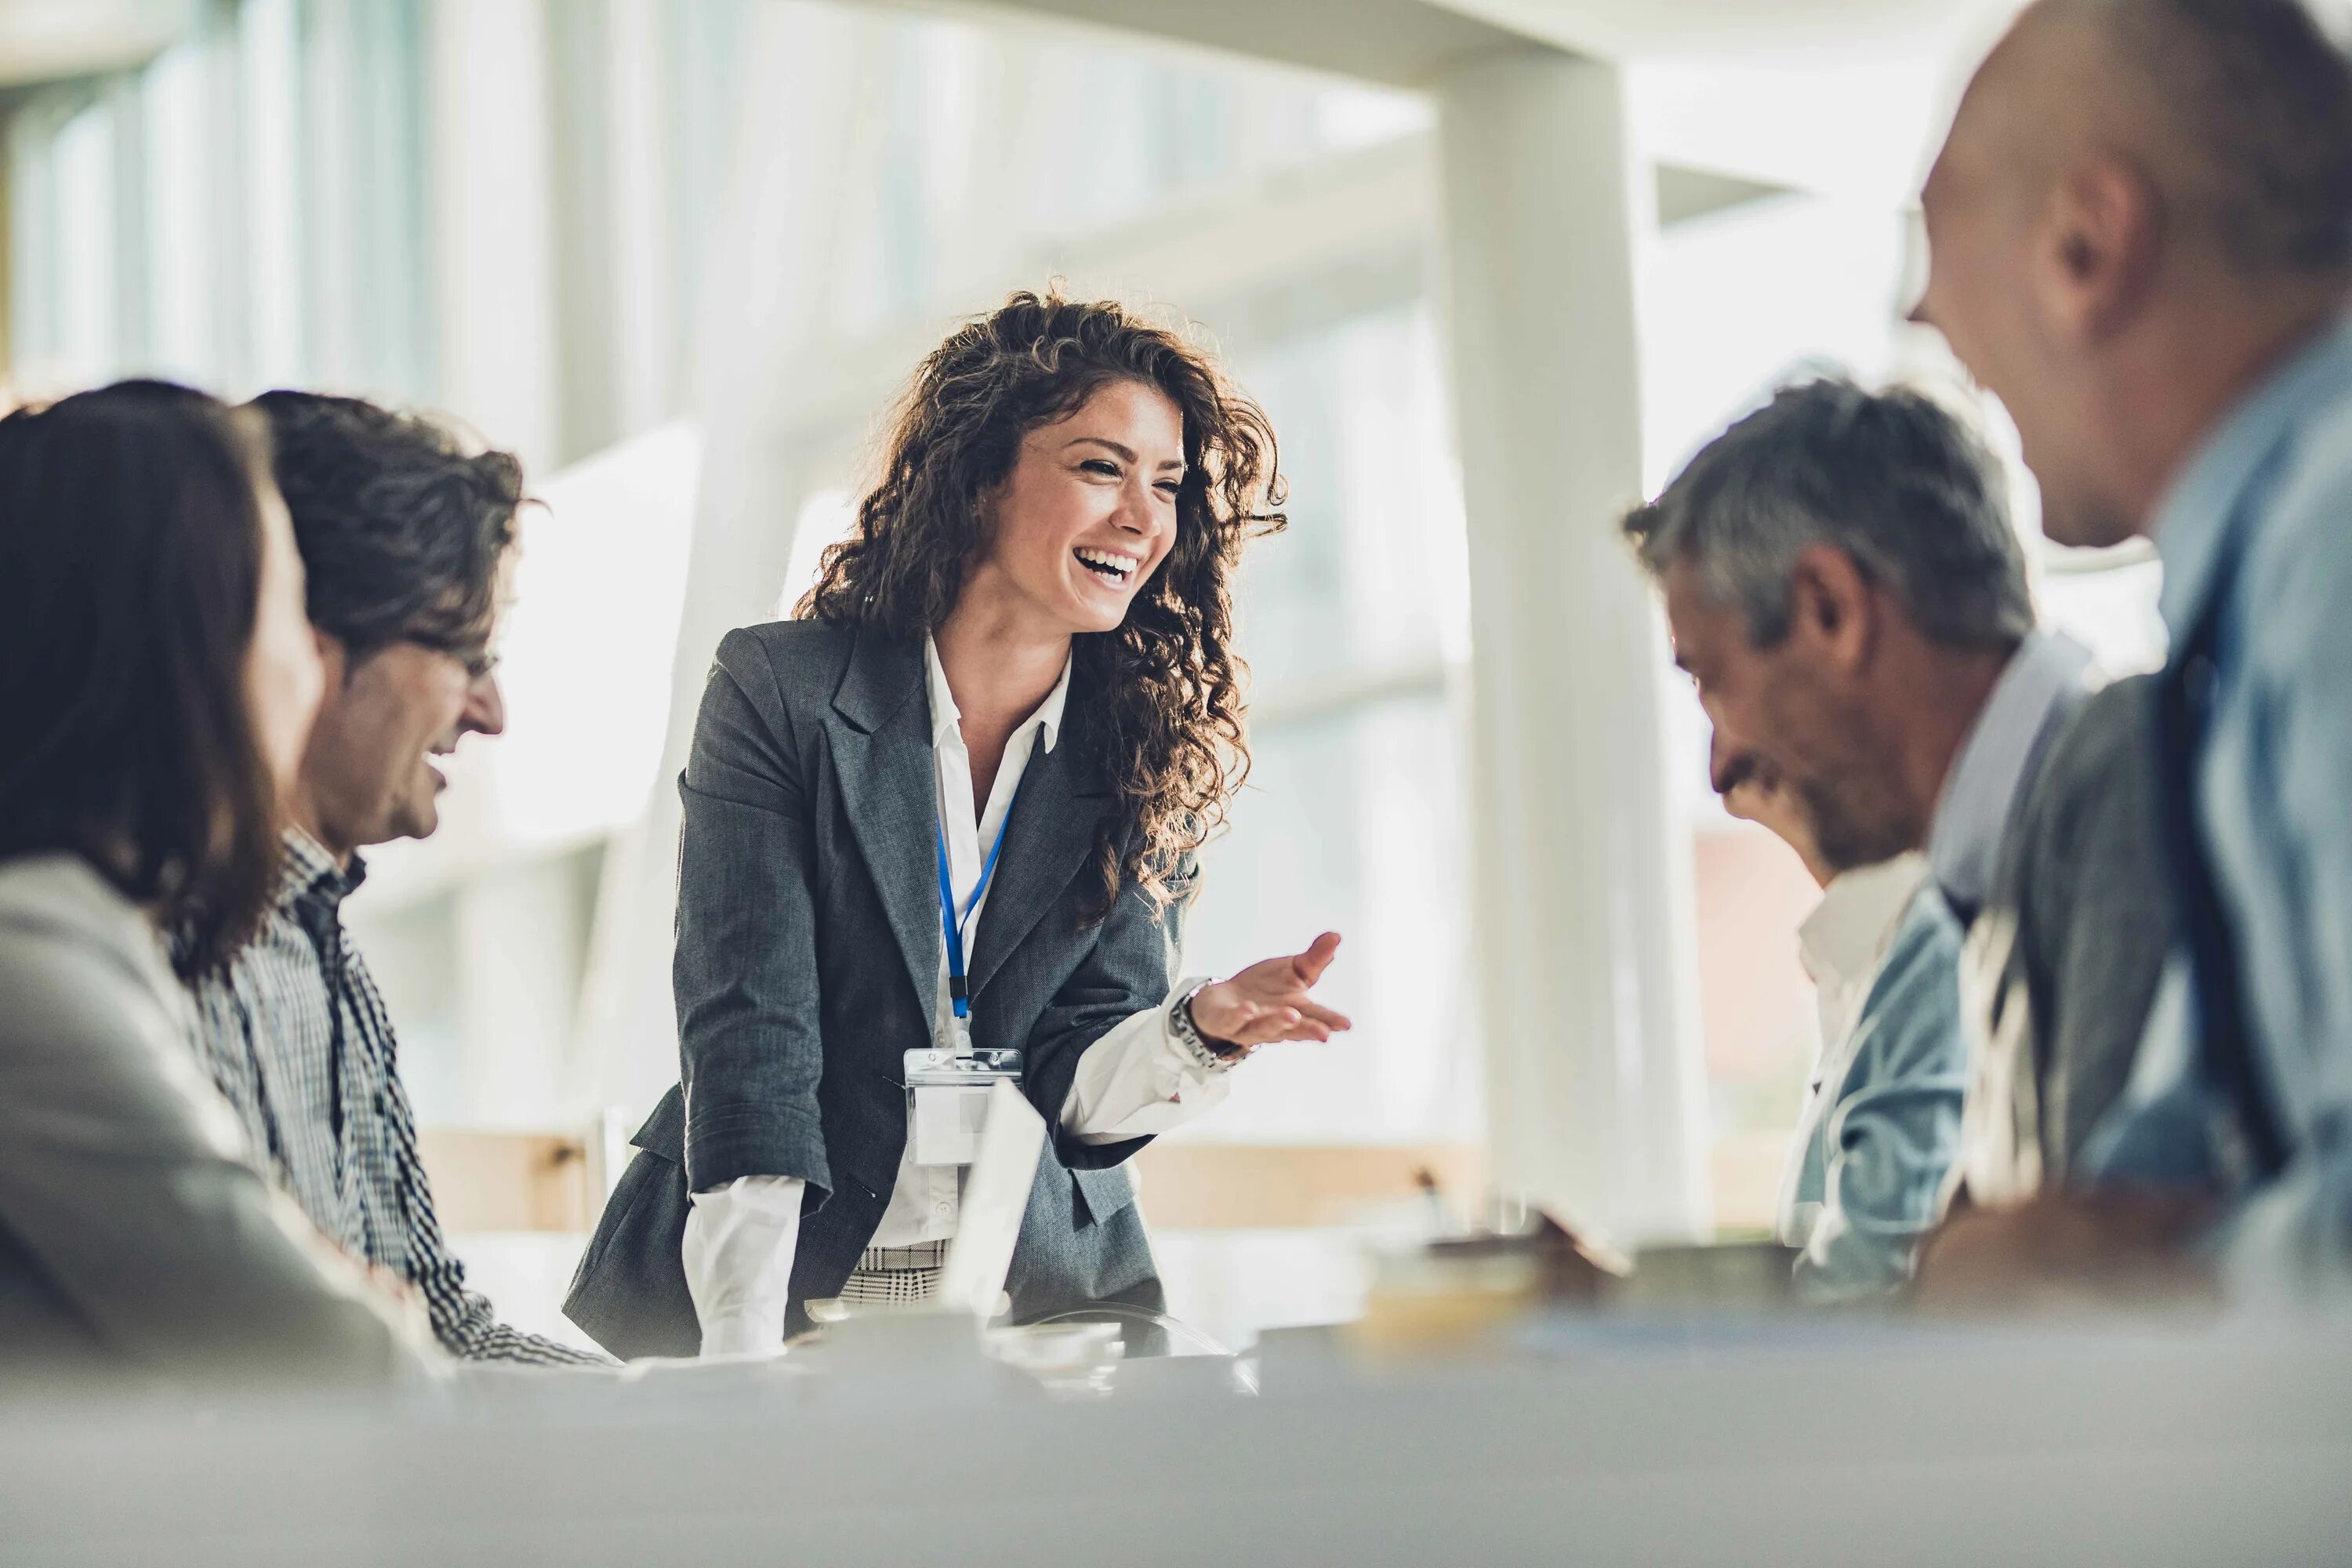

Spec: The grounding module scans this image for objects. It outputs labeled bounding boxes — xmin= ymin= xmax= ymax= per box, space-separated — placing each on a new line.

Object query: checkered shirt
xmin=187 ymin=831 xmax=605 ymax=1367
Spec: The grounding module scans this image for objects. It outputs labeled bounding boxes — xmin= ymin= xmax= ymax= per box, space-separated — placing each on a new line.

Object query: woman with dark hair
xmin=568 ymin=292 xmax=1348 ymax=1356
xmin=0 ymin=380 xmax=433 ymax=1388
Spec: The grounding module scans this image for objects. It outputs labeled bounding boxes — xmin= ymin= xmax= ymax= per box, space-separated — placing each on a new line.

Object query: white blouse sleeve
xmin=681 ymin=1174 xmax=804 ymax=1358
xmin=1061 ymin=979 xmax=1236 ymax=1145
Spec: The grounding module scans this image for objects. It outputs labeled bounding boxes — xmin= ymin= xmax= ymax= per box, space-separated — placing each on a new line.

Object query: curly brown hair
xmin=797 ymin=289 xmax=1285 ymax=919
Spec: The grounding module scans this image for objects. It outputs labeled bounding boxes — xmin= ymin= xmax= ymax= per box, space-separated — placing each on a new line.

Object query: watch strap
xmin=1169 ymin=979 xmax=1247 ymax=1072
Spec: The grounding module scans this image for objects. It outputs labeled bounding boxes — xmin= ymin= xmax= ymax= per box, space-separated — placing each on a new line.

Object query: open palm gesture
xmin=1188 ymin=931 xmax=1352 ymax=1050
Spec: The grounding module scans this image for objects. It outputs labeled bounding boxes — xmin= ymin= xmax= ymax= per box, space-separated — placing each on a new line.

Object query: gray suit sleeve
xmin=2010 ymin=677 xmax=2170 ymax=1180
xmin=675 ymin=628 xmax=833 ymax=1200
xmin=0 ymin=924 xmax=434 ymax=1389
xmin=1021 ymin=855 xmax=1195 ymax=1171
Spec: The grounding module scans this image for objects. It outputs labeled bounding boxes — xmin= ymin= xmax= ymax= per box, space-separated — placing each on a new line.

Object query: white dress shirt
xmin=684 ymin=636 xmax=1233 ymax=1356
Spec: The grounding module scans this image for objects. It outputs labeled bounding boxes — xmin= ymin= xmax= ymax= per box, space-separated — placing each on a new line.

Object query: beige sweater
xmin=0 ymin=853 xmax=437 ymax=1392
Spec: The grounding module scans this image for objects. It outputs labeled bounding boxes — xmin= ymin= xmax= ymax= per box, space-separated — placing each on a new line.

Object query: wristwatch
xmin=1169 ymin=979 xmax=1250 ymax=1072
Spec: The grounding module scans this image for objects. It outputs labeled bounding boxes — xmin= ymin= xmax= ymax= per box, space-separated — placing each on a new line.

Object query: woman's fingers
xmin=1226 ymin=985 xmax=1348 ymax=1031
xmin=1293 ymin=931 xmax=1343 ymax=985
xmin=1233 ymin=1006 xmax=1337 ymax=1046
xmin=1236 ymin=933 xmax=1345 ymax=996
xmin=1292 ymin=999 xmax=1352 ymax=1032
xmin=1200 ymin=931 xmax=1350 ymax=1047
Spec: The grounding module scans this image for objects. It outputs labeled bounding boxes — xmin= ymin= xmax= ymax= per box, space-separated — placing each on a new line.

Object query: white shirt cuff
xmin=681 ymin=1174 xmax=804 ymax=1359
xmin=1062 ymin=978 xmax=1235 ymax=1145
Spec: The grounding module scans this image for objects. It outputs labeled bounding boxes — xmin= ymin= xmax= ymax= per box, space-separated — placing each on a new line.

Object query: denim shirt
xmin=2082 ymin=314 xmax=2352 ymax=1306
xmin=1781 ymin=883 xmax=1969 ymax=1303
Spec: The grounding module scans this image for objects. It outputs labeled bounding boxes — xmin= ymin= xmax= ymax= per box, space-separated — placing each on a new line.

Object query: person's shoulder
xmin=1886 ymin=882 xmax=1965 ymax=970
xmin=2295 ymin=374 xmax=2352 ymax=481
xmin=710 ymin=619 xmax=860 ymax=713
xmin=1852 ymin=885 xmax=1968 ymax=1073
xmin=1858 ymin=884 xmax=1963 ymax=1022
xmin=0 ymin=855 xmax=165 ymax=993
xmin=2269 ymin=387 xmax=2352 ymax=552
xmin=2247 ymin=396 xmax=2352 ymax=662
xmin=0 ymin=860 xmax=225 ymax=1144
xmin=2031 ymin=673 xmax=2156 ymax=808
xmin=1997 ymin=671 xmax=2163 ymax=920
xmin=2063 ymin=671 xmax=2154 ymax=743
xmin=719 ymin=616 xmax=856 ymax=665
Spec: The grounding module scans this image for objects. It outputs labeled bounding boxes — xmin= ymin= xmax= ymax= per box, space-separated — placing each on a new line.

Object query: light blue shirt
xmin=1783 ymin=885 xmax=1969 ymax=1303
xmin=2084 ymin=314 xmax=2352 ymax=1306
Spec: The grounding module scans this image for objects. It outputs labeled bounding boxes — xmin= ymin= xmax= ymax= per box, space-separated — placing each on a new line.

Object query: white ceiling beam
xmin=908 ymin=0 xmax=1547 ymax=89
xmin=0 ymin=0 xmax=196 ymax=88
xmin=887 ymin=0 xmax=2019 ymax=204
xmin=906 ymin=0 xmax=2028 ymax=82
xmin=1428 ymin=0 xmax=2024 ymax=65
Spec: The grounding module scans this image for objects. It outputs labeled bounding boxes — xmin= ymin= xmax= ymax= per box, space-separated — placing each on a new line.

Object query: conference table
xmin=5 ymin=1309 xmax=2348 ymax=1565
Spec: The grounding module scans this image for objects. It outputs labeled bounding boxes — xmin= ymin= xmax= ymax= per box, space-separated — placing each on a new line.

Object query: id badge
xmin=905 ymin=1047 xmax=1022 ymax=1167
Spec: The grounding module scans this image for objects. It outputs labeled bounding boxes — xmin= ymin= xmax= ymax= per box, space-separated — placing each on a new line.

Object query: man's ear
xmin=1784 ymin=543 xmax=1875 ymax=674
xmin=2040 ymin=155 xmax=2161 ymax=343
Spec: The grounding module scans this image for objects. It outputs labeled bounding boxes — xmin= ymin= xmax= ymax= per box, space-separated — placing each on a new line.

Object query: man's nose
xmin=463 ymin=671 xmax=507 ymax=737
xmin=1708 ymin=726 xmax=1753 ymax=797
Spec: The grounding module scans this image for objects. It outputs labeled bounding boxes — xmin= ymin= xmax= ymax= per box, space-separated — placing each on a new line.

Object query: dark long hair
xmin=0 ymin=380 xmax=286 ymax=975
xmin=799 ymin=290 xmax=1284 ymax=917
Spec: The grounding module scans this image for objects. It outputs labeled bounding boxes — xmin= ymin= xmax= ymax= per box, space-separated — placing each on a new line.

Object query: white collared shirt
xmin=683 ymin=635 xmax=1232 ymax=1356
xmin=1796 ymin=853 xmax=1934 ymax=1071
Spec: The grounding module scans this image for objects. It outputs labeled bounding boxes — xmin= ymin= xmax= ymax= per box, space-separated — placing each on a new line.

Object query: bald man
xmin=1910 ymin=0 xmax=2352 ymax=1312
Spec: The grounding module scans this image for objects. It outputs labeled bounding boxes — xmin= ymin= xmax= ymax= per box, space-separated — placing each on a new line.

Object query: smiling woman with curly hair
xmin=568 ymin=291 xmax=1352 ymax=1357
xmin=804 ymin=290 xmax=1276 ymax=919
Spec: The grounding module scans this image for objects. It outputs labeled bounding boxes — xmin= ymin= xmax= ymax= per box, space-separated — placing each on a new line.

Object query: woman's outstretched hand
xmin=1187 ymin=931 xmax=1351 ymax=1049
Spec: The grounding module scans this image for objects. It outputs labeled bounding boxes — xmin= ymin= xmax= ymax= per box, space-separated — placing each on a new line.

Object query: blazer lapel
xmin=826 ymin=626 xmax=942 ymax=1036
xmin=967 ymin=720 xmax=1114 ymax=1002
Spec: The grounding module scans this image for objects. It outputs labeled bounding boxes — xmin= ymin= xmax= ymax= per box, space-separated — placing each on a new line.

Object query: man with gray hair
xmin=1910 ymin=0 xmax=2352 ymax=1309
xmin=1625 ymin=376 xmax=2092 ymax=1301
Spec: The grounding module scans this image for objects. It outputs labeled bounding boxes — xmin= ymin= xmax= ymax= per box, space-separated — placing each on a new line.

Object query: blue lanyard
xmin=936 ymin=779 xmax=1021 ymax=1023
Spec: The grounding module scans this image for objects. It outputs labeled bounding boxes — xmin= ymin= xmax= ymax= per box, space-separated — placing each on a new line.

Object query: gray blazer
xmin=0 ymin=854 xmax=432 ymax=1391
xmin=1965 ymin=676 xmax=2170 ymax=1196
xmin=565 ymin=622 xmax=1181 ymax=1356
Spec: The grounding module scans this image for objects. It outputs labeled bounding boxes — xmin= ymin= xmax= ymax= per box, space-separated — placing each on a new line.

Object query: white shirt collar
xmin=1925 ymin=629 xmax=2094 ymax=916
xmin=922 ymin=633 xmax=1072 ymax=755
xmin=1797 ymin=851 xmax=1930 ymax=999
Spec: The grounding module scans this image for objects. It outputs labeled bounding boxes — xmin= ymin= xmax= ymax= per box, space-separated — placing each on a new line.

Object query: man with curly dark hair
xmin=568 ymin=291 xmax=1351 ymax=1358
xmin=187 ymin=390 xmax=607 ymax=1367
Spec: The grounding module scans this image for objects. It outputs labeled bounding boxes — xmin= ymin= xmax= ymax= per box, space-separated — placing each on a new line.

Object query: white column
xmin=1436 ymin=50 xmax=1711 ymax=1243
xmin=571 ymin=3 xmax=869 ymax=1120
xmin=604 ymin=0 xmax=676 ymax=438
xmin=540 ymin=0 xmax=677 ymax=460
xmin=427 ymin=0 xmax=558 ymax=472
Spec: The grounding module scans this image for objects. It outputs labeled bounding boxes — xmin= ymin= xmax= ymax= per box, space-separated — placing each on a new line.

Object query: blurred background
xmin=0 ymin=0 xmax=2164 ymax=1351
